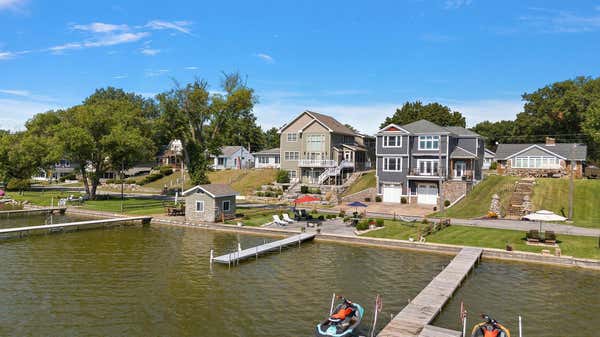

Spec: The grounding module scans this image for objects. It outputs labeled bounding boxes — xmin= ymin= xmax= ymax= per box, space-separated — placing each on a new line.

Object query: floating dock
xmin=0 ymin=216 xmax=152 ymax=240
xmin=212 ymin=232 xmax=316 ymax=265
xmin=378 ymin=247 xmax=483 ymax=337
xmin=0 ymin=207 xmax=66 ymax=216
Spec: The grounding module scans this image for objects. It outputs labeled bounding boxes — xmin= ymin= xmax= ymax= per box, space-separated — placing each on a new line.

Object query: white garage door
xmin=382 ymin=185 xmax=402 ymax=203
xmin=417 ymin=183 xmax=438 ymax=205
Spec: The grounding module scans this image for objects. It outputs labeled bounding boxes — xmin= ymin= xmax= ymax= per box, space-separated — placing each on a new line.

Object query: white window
xmin=418 ymin=135 xmax=440 ymax=150
xmin=284 ymin=151 xmax=299 ymax=161
xmin=287 ymin=133 xmax=298 ymax=142
xmin=383 ymin=135 xmax=402 ymax=148
xmin=258 ymin=156 xmax=269 ymax=164
xmin=195 ymin=201 xmax=204 ymax=212
xmin=217 ymin=158 xmax=226 ymax=166
xmin=222 ymin=200 xmax=231 ymax=212
xmin=383 ymin=157 xmax=402 ymax=172
xmin=512 ymin=156 xmax=559 ymax=168
xmin=275 ymin=156 xmax=280 ymax=164
xmin=306 ymin=134 xmax=325 ymax=152
xmin=288 ymin=170 xmax=297 ymax=179
xmin=417 ymin=159 xmax=439 ymax=175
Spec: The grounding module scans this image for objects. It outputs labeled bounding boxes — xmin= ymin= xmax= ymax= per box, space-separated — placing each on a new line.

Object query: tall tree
xmin=157 ymin=73 xmax=258 ymax=185
xmin=471 ymin=120 xmax=517 ymax=151
xmin=380 ymin=101 xmax=466 ymax=129
xmin=263 ymin=127 xmax=280 ymax=149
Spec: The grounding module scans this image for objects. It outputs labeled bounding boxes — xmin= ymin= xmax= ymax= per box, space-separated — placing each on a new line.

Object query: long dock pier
xmin=0 ymin=216 xmax=152 ymax=240
xmin=212 ymin=232 xmax=316 ymax=265
xmin=0 ymin=207 xmax=66 ymax=216
xmin=378 ymin=247 xmax=483 ymax=337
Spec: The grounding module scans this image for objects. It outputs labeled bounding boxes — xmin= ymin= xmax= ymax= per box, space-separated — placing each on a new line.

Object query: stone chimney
xmin=545 ymin=137 xmax=556 ymax=146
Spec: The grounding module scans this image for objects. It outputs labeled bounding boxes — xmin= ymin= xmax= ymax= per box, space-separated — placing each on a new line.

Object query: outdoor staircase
xmin=506 ymin=178 xmax=535 ymax=218
xmin=317 ymin=160 xmax=354 ymax=184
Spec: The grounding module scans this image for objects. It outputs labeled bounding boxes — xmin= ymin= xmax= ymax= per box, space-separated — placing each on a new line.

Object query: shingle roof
xmin=494 ymin=143 xmax=587 ymax=161
xmin=306 ymin=111 xmax=358 ymax=136
xmin=401 ymin=120 xmax=450 ymax=134
xmin=444 ymin=126 xmax=481 ymax=137
xmin=450 ymin=146 xmax=477 ymax=159
xmin=183 ymin=184 xmax=238 ymax=197
xmin=219 ymin=146 xmax=243 ymax=157
xmin=253 ymin=148 xmax=280 ymax=155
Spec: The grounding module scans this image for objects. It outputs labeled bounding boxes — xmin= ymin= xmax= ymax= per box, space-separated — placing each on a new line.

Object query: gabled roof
xmin=484 ymin=148 xmax=495 ymax=156
xmin=450 ymin=146 xmax=477 ymax=159
xmin=218 ymin=146 xmax=245 ymax=157
xmin=377 ymin=123 xmax=410 ymax=134
xmin=401 ymin=120 xmax=451 ymax=134
xmin=444 ymin=126 xmax=481 ymax=137
xmin=183 ymin=184 xmax=238 ymax=198
xmin=279 ymin=110 xmax=359 ymax=136
xmin=253 ymin=148 xmax=280 ymax=155
xmin=494 ymin=143 xmax=587 ymax=161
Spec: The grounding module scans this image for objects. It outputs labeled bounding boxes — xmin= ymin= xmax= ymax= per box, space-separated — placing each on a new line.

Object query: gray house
xmin=183 ymin=184 xmax=237 ymax=222
xmin=375 ymin=120 xmax=484 ymax=205
xmin=211 ymin=146 xmax=254 ymax=170
xmin=253 ymin=148 xmax=281 ymax=169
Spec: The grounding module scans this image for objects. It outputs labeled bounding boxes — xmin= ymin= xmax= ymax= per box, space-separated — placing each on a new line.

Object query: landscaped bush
xmin=343 ymin=216 xmax=351 ymax=222
xmin=276 ymin=170 xmax=290 ymax=183
xmin=339 ymin=210 xmax=346 ymax=217
xmin=375 ymin=196 xmax=382 ymax=202
xmin=400 ymin=197 xmax=407 ymax=204
xmin=159 ymin=166 xmax=174 ymax=176
xmin=300 ymin=185 xmax=309 ymax=194
xmin=356 ymin=221 xmax=369 ymax=231
xmin=444 ymin=199 xmax=451 ymax=207
xmin=139 ymin=172 xmax=164 ymax=185
xmin=318 ymin=215 xmax=325 ymax=220
xmin=489 ymin=162 xmax=497 ymax=170
xmin=309 ymin=188 xmax=321 ymax=194
xmin=256 ymin=191 xmax=265 ymax=197
xmin=125 ymin=178 xmax=137 ymax=184
xmin=376 ymin=219 xmax=384 ymax=227
xmin=59 ymin=173 xmax=76 ymax=182
xmin=6 ymin=178 xmax=30 ymax=191
xmin=326 ymin=214 xmax=336 ymax=219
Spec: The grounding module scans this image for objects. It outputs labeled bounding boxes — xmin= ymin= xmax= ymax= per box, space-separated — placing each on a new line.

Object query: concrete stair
xmin=506 ymin=178 xmax=534 ymax=218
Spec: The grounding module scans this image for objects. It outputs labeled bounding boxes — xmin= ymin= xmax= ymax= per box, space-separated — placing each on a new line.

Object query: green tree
xmin=157 ymin=73 xmax=258 ymax=185
xmin=263 ymin=127 xmax=280 ymax=149
xmin=471 ymin=120 xmax=516 ymax=151
xmin=380 ymin=101 xmax=466 ymax=129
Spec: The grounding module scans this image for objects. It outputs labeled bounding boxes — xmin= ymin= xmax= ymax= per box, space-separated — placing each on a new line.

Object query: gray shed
xmin=183 ymin=184 xmax=237 ymax=223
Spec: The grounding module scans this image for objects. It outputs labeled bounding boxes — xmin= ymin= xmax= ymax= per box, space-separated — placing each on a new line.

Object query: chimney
xmin=545 ymin=137 xmax=556 ymax=146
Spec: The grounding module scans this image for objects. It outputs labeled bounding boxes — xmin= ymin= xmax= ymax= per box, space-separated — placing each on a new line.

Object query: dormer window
xmin=418 ymin=135 xmax=440 ymax=150
xmin=383 ymin=135 xmax=402 ymax=148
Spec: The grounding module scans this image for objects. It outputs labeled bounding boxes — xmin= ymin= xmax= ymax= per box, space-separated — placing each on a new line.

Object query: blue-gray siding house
xmin=375 ymin=120 xmax=484 ymax=206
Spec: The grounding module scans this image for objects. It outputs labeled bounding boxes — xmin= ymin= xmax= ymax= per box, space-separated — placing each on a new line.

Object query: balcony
xmin=298 ymin=159 xmax=337 ymax=168
xmin=407 ymin=168 xmax=445 ymax=179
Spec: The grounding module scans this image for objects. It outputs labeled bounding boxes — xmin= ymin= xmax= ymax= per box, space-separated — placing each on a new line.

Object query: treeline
xmin=0 ymin=73 xmax=280 ymax=198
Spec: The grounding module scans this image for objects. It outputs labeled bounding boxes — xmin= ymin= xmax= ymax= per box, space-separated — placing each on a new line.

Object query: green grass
xmin=7 ymin=191 xmax=71 ymax=207
xmin=343 ymin=171 xmax=376 ymax=196
xmin=435 ymin=175 xmax=518 ymax=219
xmin=363 ymin=221 xmax=600 ymax=259
xmin=532 ymin=178 xmax=600 ymax=229
xmin=226 ymin=208 xmax=332 ymax=227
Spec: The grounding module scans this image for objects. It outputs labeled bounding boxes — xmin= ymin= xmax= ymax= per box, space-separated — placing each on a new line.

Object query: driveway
xmin=263 ymin=218 xmax=356 ymax=236
xmin=332 ymin=202 xmax=433 ymax=217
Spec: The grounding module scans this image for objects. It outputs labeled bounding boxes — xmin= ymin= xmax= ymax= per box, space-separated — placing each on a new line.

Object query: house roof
xmin=484 ymin=148 xmax=495 ymax=157
xmin=307 ymin=111 xmax=358 ymax=136
xmin=401 ymin=120 xmax=450 ymax=134
xmin=494 ymin=143 xmax=587 ymax=161
xmin=450 ymin=146 xmax=478 ymax=159
xmin=183 ymin=184 xmax=238 ymax=198
xmin=444 ymin=126 xmax=481 ymax=137
xmin=253 ymin=148 xmax=280 ymax=155
xmin=219 ymin=146 xmax=244 ymax=157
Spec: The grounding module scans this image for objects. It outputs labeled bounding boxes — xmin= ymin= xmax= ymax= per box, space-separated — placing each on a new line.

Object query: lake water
xmin=0 ymin=216 xmax=598 ymax=336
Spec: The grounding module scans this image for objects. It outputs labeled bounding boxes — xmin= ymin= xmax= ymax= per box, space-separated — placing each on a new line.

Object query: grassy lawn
xmin=208 ymin=169 xmax=278 ymax=195
xmin=364 ymin=221 xmax=600 ymax=259
xmin=227 ymin=208 xmax=332 ymax=227
xmin=7 ymin=191 xmax=73 ymax=207
xmin=343 ymin=171 xmax=376 ymax=196
xmin=140 ymin=172 xmax=191 ymax=191
xmin=435 ymin=175 xmax=518 ymax=219
xmin=532 ymin=178 xmax=600 ymax=229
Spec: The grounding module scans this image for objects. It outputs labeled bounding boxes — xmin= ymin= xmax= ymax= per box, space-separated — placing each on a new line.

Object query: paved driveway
xmin=263 ymin=218 xmax=356 ymax=236
xmin=333 ymin=202 xmax=434 ymax=217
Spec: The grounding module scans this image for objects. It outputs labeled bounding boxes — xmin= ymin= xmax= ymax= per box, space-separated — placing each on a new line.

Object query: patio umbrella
xmin=347 ymin=201 xmax=368 ymax=215
xmin=294 ymin=195 xmax=321 ymax=204
xmin=522 ymin=210 xmax=567 ymax=233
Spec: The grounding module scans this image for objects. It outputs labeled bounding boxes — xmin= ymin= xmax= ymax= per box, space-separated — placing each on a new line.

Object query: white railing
xmin=317 ymin=160 xmax=355 ymax=184
xmin=298 ymin=159 xmax=337 ymax=168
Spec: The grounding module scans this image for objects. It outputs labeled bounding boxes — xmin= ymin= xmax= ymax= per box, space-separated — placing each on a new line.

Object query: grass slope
xmin=435 ymin=175 xmax=518 ymax=219
xmin=343 ymin=171 xmax=376 ymax=196
xmin=532 ymin=178 xmax=600 ymax=228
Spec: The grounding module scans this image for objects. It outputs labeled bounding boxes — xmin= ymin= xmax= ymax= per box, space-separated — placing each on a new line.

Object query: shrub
xmin=343 ymin=216 xmax=351 ymax=222
xmin=310 ymin=188 xmax=321 ymax=194
xmin=318 ymin=215 xmax=325 ymax=220
xmin=140 ymin=172 xmax=164 ymax=185
xmin=311 ymin=209 xmax=318 ymax=214
xmin=400 ymin=197 xmax=407 ymax=204
xmin=256 ymin=191 xmax=264 ymax=197
xmin=59 ymin=173 xmax=76 ymax=182
xmin=159 ymin=166 xmax=173 ymax=176
xmin=444 ymin=199 xmax=451 ymax=207
xmin=276 ymin=170 xmax=290 ymax=183
xmin=376 ymin=219 xmax=384 ymax=227
xmin=375 ymin=196 xmax=382 ymax=202
xmin=125 ymin=178 xmax=137 ymax=184
xmin=489 ymin=162 xmax=497 ymax=170
xmin=367 ymin=218 xmax=375 ymax=225
xmin=356 ymin=221 xmax=369 ymax=231
xmin=300 ymin=185 xmax=309 ymax=194
xmin=339 ymin=210 xmax=346 ymax=217
xmin=6 ymin=178 xmax=30 ymax=191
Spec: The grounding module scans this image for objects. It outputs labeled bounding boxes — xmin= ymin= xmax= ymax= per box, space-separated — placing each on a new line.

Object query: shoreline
xmin=27 ymin=205 xmax=600 ymax=271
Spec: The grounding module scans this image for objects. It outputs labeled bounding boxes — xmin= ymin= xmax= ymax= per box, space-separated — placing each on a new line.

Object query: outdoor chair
xmin=526 ymin=229 xmax=541 ymax=242
xmin=544 ymin=231 xmax=557 ymax=244
xmin=300 ymin=209 xmax=313 ymax=220
xmin=272 ymin=215 xmax=287 ymax=226
xmin=282 ymin=213 xmax=295 ymax=223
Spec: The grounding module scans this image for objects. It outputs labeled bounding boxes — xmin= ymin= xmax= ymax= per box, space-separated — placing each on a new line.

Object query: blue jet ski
xmin=315 ymin=297 xmax=364 ymax=337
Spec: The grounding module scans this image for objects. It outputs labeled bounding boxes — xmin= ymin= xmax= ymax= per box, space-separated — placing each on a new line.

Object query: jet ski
xmin=471 ymin=314 xmax=511 ymax=337
xmin=315 ymin=297 xmax=364 ymax=337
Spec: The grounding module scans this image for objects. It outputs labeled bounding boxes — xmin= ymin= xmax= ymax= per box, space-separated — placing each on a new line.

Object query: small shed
xmin=183 ymin=184 xmax=237 ymax=223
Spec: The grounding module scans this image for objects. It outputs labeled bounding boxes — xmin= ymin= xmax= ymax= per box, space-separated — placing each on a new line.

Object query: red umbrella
xmin=294 ymin=195 xmax=320 ymax=204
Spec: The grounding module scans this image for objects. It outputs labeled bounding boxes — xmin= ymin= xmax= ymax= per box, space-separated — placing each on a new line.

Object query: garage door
xmin=382 ymin=185 xmax=402 ymax=203
xmin=417 ymin=184 xmax=438 ymax=205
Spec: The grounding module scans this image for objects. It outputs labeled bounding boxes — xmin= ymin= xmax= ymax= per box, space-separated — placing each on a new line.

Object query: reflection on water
xmin=0 ymin=213 xmax=88 ymax=229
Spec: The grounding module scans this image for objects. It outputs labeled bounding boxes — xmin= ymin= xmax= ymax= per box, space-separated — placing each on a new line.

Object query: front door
xmin=455 ymin=161 xmax=466 ymax=178
xmin=417 ymin=183 xmax=438 ymax=205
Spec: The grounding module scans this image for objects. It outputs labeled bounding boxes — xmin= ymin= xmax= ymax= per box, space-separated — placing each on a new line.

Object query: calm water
xmin=434 ymin=261 xmax=600 ymax=337
xmin=0 ymin=213 xmax=88 ymax=229
xmin=0 ymin=217 xmax=598 ymax=337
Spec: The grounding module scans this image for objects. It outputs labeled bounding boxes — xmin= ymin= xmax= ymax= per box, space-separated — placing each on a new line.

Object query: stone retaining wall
xmin=341 ymin=187 xmax=377 ymax=203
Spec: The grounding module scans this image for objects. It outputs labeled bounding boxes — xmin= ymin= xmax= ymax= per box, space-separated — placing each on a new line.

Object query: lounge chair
xmin=526 ymin=229 xmax=541 ymax=242
xmin=272 ymin=215 xmax=288 ymax=226
xmin=300 ymin=209 xmax=313 ymax=220
xmin=282 ymin=213 xmax=295 ymax=223
xmin=544 ymin=231 xmax=557 ymax=244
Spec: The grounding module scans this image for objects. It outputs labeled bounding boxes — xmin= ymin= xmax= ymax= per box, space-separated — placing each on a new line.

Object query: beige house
xmin=279 ymin=110 xmax=375 ymax=185
xmin=183 ymin=184 xmax=237 ymax=222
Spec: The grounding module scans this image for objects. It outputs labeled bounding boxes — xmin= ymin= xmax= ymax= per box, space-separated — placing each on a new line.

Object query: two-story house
xmin=279 ymin=111 xmax=375 ymax=185
xmin=376 ymin=120 xmax=484 ymax=206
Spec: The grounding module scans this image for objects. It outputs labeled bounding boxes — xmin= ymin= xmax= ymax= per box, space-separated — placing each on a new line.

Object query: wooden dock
xmin=0 ymin=216 xmax=152 ymax=240
xmin=0 ymin=207 xmax=66 ymax=216
xmin=378 ymin=247 xmax=483 ymax=337
xmin=212 ymin=232 xmax=316 ymax=265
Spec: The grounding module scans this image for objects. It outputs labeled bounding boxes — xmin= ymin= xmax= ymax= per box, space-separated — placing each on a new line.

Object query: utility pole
xmin=568 ymin=145 xmax=575 ymax=219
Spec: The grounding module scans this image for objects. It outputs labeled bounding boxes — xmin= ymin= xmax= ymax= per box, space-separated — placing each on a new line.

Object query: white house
xmin=211 ymin=146 xmax=254 ymax=170
xmin=253 ymin=148 xmax=280 ymax=169
xmin=483 ymin=148 xmax=495 ymax=169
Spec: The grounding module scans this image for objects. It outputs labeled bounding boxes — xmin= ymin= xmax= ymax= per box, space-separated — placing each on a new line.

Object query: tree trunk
xmin=80 ymin=167 xmax=90 ymax=197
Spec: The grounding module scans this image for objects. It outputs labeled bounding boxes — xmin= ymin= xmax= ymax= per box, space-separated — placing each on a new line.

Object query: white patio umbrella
xmin=522 ymin=210 xmax=567 ymax=233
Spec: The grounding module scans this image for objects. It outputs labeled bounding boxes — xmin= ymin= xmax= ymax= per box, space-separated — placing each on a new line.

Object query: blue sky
xmin=1 ymin=0 xmax=600 ymax=134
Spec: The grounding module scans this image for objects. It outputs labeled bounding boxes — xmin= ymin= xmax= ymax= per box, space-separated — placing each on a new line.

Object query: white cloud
xmin=72 ymin=22 xmax=129 ymax=33
xmin=0 ymin=88 xmax=56 ymax=102
xmin=112 ymin=74 xmax=128 ymax=79
xmin=48 ymin=32 xmax=149 ymax=52
xmin=0 ymin=51 xmax=15 ymax=60
xmin=145 ymin=20 xmax=192 ymax=34
xmin=0 ymin=89 xmax=30 ymax=96
xmin=255 ymin=53 xmax=275 ymax=63
xmin=141 ymin=48 xmax=160 ymax=55
xmin=184 ymin=66 xmax=198 ymax=70
xmin=0 ymin=98 xmax=59 ymax=131
xmin=519 ymin=7 xmax=600 ymax=33
xmin=0 ymin=0 xmax=26 ymax=11
xmin=444 ymin=0 xmax=472 ymax=10
xmin=144 ymin=69 xmax=169 ymax=77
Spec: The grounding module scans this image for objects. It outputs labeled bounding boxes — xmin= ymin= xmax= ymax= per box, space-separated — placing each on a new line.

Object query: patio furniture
xmin=272 ymin=215 xmax=288 ymax=226
xmin=300 ymin=209 xmax=313 ymax=220
xmin=544 ymin=230 xmax=557 ymax=244
xmin=282 ymin=213 xmax=295 ymax=223
xmin=166 ymin=204 xmax=185 ymax=216
xmin=526 ymin=229 xmax=541 ymax=242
